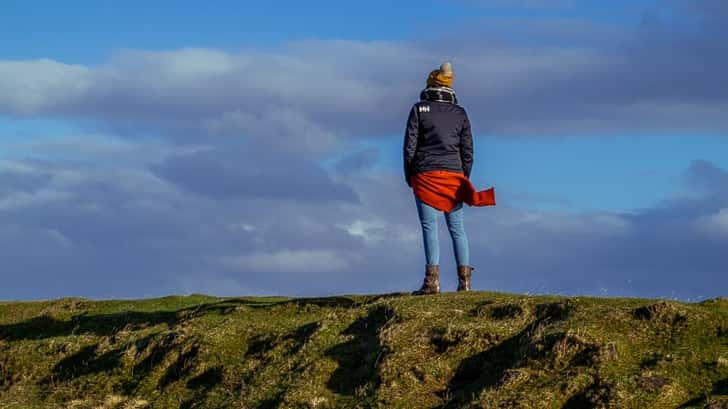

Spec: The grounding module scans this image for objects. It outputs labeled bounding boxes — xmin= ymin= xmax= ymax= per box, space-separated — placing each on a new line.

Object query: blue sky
xmin=1 ymin=0 xmax=674 ymax=62
xmin=1 ymin=0 xmax=726 ymax=301
xmin=368 ymin=133 xmax=728 ymax=211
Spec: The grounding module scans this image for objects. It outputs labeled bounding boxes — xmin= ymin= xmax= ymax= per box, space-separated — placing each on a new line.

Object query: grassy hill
xmin=0 ymin=291 xmax=727 ymax=408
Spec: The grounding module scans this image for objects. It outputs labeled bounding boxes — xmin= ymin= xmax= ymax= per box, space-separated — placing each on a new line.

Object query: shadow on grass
xmin=37 ymin=330 xmax=200 ymax=396
xmin=242 ymin=321 xmax=322 ymax=369
xmin=180 ymin=366 xmax=224 ymax=409
xmin=324 ymin=304 xmax=396 ymax=398
xmin=234 ymin=320 xmax=325 ymax=408
xmin=437 ymin=299 xmax=578 ymax=409
xmin=676 ymin=377 xmax=728 ymax=408
xmin=158 ymin=343 xmax=201 ymax=389
xmin=38 ymin=341 xmax=129 ymax=397
xmin=42 ymin=343 xmax=124 ymax=384
xmin=561 ymin=373 xmax=612 ymax=409
xmin=0 ymin=299 xmax=270 ymax=341
xmin=0 ymin=293 xmax=407 ymax=342
xmin=36 ymin=328 xmax=219 ymax=405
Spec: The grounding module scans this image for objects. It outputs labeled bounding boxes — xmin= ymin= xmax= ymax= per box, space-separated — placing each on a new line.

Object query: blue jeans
xmin=414 ymin=195 xmax=470 ymax=267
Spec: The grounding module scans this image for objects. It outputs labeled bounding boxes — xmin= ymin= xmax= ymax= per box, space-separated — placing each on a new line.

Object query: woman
xmin=403 ymin=61 xmax=496 ymax=295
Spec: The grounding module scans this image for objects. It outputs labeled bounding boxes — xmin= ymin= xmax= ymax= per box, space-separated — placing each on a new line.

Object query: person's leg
xmin=414 ymin=195 xmax=439 ymax=266
xmin=444 ymin=201 xmax=470 ymax=267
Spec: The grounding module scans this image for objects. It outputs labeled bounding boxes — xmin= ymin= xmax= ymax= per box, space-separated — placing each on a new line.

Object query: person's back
xmin=405 ymin=99 xmax=472 ymax=180
xmin=404 ymin=61 xmax=473 ymax=186
xmin=403 ymin=61 xmax=495 ymax=296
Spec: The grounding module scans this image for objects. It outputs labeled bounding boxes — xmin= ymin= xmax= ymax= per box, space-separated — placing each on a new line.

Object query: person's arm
xmin=403 ymin=105 xmax=419 ymax=187
xmin=460 ymin=109 xmax=473 ymax=179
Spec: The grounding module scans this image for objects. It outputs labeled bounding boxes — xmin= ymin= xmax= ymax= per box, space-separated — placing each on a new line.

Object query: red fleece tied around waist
xmin=411 ymin=170 xmax=496 ymax=212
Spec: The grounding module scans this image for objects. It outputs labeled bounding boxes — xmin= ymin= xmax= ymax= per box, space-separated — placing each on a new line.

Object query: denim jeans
xmin=414 ymin=194 xmax=470 ymax=267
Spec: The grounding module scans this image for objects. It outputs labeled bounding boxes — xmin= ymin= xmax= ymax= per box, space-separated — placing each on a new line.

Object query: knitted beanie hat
xmin=426 ymin=61 xmax=454 ymax=88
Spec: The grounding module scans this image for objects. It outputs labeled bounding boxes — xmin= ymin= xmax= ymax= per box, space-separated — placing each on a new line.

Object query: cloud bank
xmin=2 ymin=3 xmax=728 ymax=139
xmin=1 ymin=1 xmax=726 ymax=300
xmin=1 ymin=137 xmax=725 ymax=301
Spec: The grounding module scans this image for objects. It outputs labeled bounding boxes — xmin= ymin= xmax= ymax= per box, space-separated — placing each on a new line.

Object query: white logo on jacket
xmin=418 ymin=105 xmax=430 ymax=113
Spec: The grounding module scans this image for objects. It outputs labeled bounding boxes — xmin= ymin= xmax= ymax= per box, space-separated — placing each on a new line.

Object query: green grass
xmin=0 ymin=291 xmax=727 ymax=408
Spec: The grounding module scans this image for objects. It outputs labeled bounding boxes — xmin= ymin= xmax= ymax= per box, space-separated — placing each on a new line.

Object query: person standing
xmin=403 ymin=61 xmax=496 ymax=295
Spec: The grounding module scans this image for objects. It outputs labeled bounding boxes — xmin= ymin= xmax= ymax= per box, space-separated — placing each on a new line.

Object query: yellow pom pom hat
xmin=426 ymin=61 xmax=454 ymax=88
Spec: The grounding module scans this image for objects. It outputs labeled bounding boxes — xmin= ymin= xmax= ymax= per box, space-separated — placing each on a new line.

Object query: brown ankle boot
xmin=412 ymin=264 xmax=440 ymax=295
xmin=457 ymin=265 xmax=474 ymax=292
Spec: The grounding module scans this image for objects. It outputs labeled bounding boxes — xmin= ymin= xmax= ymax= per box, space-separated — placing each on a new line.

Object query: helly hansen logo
xmin=418 ymin=105 xmax=430 ymax=113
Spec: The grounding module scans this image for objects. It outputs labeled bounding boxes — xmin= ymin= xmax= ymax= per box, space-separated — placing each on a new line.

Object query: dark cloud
xmin=149 ymin=141 xmax=360 ymax=204
xmin=332 ymin=147 xmax=380 ymax=176
xmin=685 ymin=159 xmax=728 ymax=192
xmin=681 ymin=0 xmax=728 ymax=19
xmin=0 ymin=138 xmax=726 ymax=301
xmin=0 ymin=139 xmax=374 ymax=299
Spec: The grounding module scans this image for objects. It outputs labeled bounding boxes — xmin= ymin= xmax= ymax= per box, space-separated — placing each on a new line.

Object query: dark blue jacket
xmin=403 ymin=88 xmax=473 ymax=186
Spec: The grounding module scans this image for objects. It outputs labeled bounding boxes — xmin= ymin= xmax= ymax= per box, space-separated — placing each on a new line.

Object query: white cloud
xmin=200 ymin=107 xmax=339 ymax=155
xmin=489 ymin=208 xmax=630 ymax=236
xmin=0 ymin=160 xmax=40 ymax=175
xmin=216 ymin=249 xmax=352 ymax=273
xmin=0 ymin=59 xmax=91 ymax=114
xmin=338 ymin=219 xmax=387 ymax=242
xmin=3 ymin=21 xmax=728 ymax=142
xmin=39 ymin=228 xmax=74 ymax=248
xmin=226 ymin=222 xmax=256 ymax=233
xmin=338 ymin=218 xmax=422 ymax=244
xmin=0 ymin=188 xmax=72 ymax=210
xmin=697 ymin=208 xmax=728 ymax=236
